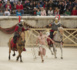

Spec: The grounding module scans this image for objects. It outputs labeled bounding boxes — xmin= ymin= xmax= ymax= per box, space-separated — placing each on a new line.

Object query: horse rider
xmin=49 ymin=17 xmax=61 ymax=45
xmin=13 ymin=20 xmax=29 ymax=47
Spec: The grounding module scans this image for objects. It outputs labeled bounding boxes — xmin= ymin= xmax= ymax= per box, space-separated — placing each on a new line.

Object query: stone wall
xmin=0 ymin=16 xmax=77 ymax=47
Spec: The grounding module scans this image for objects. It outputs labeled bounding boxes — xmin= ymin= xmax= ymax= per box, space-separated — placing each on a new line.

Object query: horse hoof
xmin=55 ymin=57 xmax=57 ymax=59
xmin=42 ymin=60 xmax=44 ymax=63
xmin=12 ymin=54 xmax=15 ymax=56
xmin=20 ymin=60 xmax=23 ymax=62
xmin=16 ymin=57 xmax=19 ymax=61
xmin=52 ymin=53 xmax=54 ymax=55
xmin=61 ymin=57 xmax=63 ymax=59
xmin=9 ymin=56 xmax=10 ymax=60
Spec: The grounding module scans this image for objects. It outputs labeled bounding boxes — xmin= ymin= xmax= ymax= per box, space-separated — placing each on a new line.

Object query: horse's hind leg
xmin=53 ymin=44 xmax=57 ymax=58
xmin=60 ymin=43 xmax=63 ymax=59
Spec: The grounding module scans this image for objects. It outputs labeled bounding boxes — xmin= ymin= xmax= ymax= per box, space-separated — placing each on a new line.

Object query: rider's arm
xmin=46 ymin=35 xmax=54 ymax=44
xmin=22 ymin=27 xmax=29 ymax=31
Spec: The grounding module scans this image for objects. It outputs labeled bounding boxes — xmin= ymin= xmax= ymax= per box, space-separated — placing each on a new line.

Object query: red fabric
xmin=50 ymin=29 xmax=54 ymax=32
xmin=14 ymin=26 xmax=25 ymax=32
xmin=0 ymin=24 xmax=17 ymax=34
xmin=11 ymin=38 xmax=16 ymax=48
xmin=55 ymin=14 xmax=60 ymax=20
xmin=14 ymin=26 xmax=19 ymax=32
xmin=16 ymin=4 xmax=23 ymax=10
xmin=43 ymin=4 xmax=45 ymax=8
xmin=34 ymin=12 xmax=36 ymax=15
xmin=5 ymin=4 xmax=12 ymax=9
xmin=10 ymin=38 xmax=26 ymax=51
xmin=47 ymin=35 xmax=53 ymax=45
xmin=0 ymin=3 xmax=2 ymax=7
xmin=71 ymin=10 xmax=77 ymax=15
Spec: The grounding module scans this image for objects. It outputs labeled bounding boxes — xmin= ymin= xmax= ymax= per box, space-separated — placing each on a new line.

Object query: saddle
xmin=10 ymin=38 xmax=26 ymax=51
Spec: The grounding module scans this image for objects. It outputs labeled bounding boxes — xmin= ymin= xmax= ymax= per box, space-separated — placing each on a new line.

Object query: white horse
xmin=53 ymin=27 xmax=64 ymax=59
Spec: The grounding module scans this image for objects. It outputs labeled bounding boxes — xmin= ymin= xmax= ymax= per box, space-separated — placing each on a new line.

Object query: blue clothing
xmin=36 ymin=4 xmax=42 ymax=8
xmin=16 ymin=12 xmax=21 ymax=16
xmin=37 ymin=11 xmax=41 ymax=16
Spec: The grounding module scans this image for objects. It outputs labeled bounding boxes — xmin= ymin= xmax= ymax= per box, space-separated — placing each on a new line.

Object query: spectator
xmin=29 ymin=2 xmax=33 ymax=10
xmin=41 ymin=7 xmax=46 ymax=16
xmin=5 ymin=1 xmax=12 ymax=11
xmin=71 ymin=7 xmax=77 ymax=15
xmin=36 ymin=9 xmax=41 ymax=16
xmin=0 ymin=9 xmax=3 ymax=16
xmin=16 ymin=9 xmax=21 ymax=16
xmin=64 ymin=1 xmax=68 ymax=12
xmin=36 ymin=2 xmax=42 ymax=9
xmin=33 ymin=2 xmax=36 ymax=8
xmin=64 ymin=9 xmax=71 ymax=15
xmin=16 ymin=1 xmax=24 ymax=14
xmin=43 ymin=1 xmax=48 ymax=9
xmin=67 ymin=2 xmax=73 ymax=12
xmin=0 ymin=1 xmax=2 ymax=8
xmin=47 ymin=7 xmax=53 ymax=16
xmin=33 ymin=7 xmax=37 ymax=15
xmin=4 ymin=8 xmax=10 ymax=16
xmin=4 ymin=0 xmax=8 ymax=4
xmin=47 ymin=0 xmax=53 ymax=9
xmin=10 ymin=0 xmax=14 ymax=7
xmin=12 ymin=2 xmax=16 ymax=14
xmin=74 ymin=0 xmax=77 ymax=7
xmin=54 ymin=7 xmax=59 ymax=15
xmin=25 ymin=0 xmax=30 ymax=9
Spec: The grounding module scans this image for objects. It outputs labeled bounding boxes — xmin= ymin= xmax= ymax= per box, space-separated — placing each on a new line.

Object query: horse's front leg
xmin=16 ymin=55 xmax=19 ymax=61
xmin=49 ymin=46 xmax=53 ymax=55
xmin=53 ymin=44 xmax=57 ymax=58
xmin=12 ymin=51 xmax=16 ymax=56
xmin=60 ymin=43 xmax=63 ymax=59
xmin=18 ymin=49 xmax=23 ymax=62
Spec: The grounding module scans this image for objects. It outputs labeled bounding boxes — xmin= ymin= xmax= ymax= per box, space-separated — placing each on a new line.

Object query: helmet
xmin=18 ymin=21 xmax=23 ymax=27
xmin=55 ymin=17 xmax=59 ymax=23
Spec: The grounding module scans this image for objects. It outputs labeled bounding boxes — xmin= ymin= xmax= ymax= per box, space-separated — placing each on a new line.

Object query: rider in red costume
xmin=12 ymin=20 xmax=29 ymax=48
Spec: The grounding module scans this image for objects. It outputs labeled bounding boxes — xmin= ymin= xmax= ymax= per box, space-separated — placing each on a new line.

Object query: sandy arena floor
xmin=0 ymin=47 xmax=77 ymax=70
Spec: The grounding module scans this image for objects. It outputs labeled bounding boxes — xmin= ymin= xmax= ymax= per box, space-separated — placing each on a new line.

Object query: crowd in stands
xmin=0 ymin=0 xmax=77 ymax=16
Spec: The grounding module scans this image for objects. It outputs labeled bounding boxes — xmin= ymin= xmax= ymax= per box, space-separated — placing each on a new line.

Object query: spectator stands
xmin=0 ymin=0 xmax=77 ymax=16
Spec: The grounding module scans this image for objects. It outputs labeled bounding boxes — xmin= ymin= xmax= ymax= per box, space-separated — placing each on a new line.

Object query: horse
xmin=8 ymin=32 xmax=25 ymax=62
xmin=53 ymin=27 xmax=64 ymax=59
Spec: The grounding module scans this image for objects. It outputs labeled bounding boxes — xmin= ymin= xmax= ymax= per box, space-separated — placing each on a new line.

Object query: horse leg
xmin=60 ymin=43 xmax=63 ymax=59
xmin=16 ymin=50 xmax=20 ymax=61
xmin=53 ymin=44 xmax=57 ymax=58
xmin=49 ymin=46 xmax=53 ymax=55
xmin=18 ymin=50 xmax=23 ymax=62
xmin=12 ymin=51 xmax=16 ymax=56
xmin=9 ymin=47 xmax=11 ymax=60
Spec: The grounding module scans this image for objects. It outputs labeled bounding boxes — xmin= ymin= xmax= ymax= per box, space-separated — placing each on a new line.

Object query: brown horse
xmin=8 ymin=32 xmax=25 ymax=62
